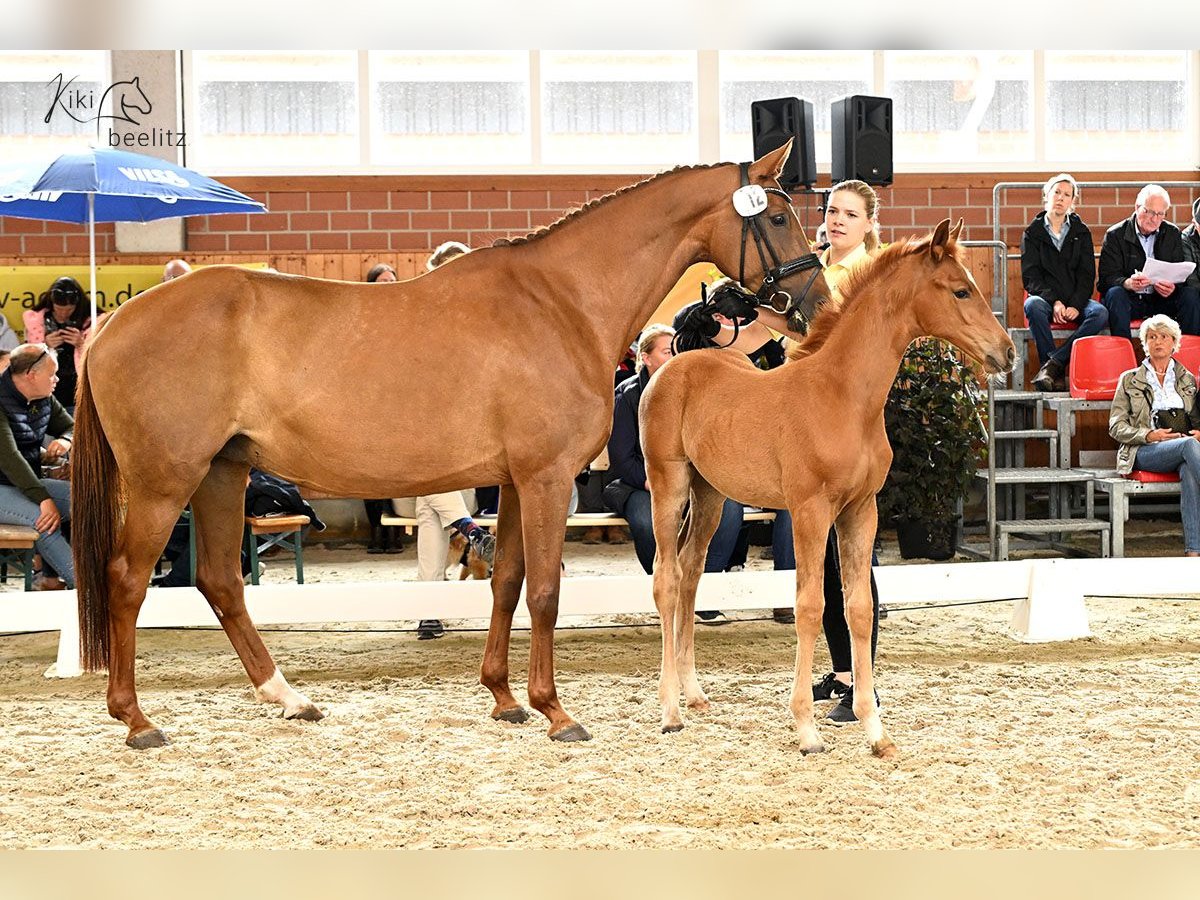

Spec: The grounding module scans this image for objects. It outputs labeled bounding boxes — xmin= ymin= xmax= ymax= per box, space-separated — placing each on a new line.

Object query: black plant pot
xmin=896 ymin=517 xmax=960 ymax=561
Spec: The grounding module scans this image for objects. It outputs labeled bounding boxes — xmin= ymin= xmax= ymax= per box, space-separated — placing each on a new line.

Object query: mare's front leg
xmin=514 ymin=473 xmax=590 ymax=741
xmin=190 ymin=458 xmax=323 ymax=723
xmin=837 ymin=496 xmax=896 ymax=759
xmin=787 ymin=501 xmax=834 ymax=755
xmin=648 ymin=460 xmax=692 ymax=732
xmin=480 ymin=484 xmax=531 ymax=723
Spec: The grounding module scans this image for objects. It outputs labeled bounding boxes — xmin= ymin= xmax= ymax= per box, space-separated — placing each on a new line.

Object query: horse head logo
xmin=96 ymin=76 xmax=153 ymax=135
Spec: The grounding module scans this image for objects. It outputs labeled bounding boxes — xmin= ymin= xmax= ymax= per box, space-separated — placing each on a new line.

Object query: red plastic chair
xmin=1175 ymin=335 xmax=1200 ymax=376
xmin=1126 ymin=470 xmax=1180 ymax=483
xmin=1068 ymin=336 xmax=1136 ymax=400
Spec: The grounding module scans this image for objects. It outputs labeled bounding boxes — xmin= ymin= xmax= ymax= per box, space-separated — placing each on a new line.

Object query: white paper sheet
xmin=1140 ymin=258 xmax=1196 ymax=283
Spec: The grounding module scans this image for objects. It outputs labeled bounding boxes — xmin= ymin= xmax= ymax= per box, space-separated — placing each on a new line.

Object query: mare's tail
xmin=73 ymin=359 xmax=121 ymax=671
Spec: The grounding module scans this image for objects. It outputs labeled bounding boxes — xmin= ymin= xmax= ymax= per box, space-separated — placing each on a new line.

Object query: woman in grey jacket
xmin=1109 ymin=314 xmax=1200 ymax=555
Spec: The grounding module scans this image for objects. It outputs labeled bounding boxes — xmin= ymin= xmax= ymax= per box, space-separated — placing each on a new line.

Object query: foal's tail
xmin=73 ymin=361 xmax=121 ymax=671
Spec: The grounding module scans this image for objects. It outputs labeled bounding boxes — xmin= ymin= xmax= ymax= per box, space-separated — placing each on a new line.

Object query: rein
xmin=734 ymin=162 xmax=823 ymax=331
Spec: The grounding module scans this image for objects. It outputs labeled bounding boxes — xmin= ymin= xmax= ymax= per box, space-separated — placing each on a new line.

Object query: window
xmin=190 ymin=51 xmax=359 ymax=168
xmin=539 ymin=52 xmax=698 ymax=165
xmin=0 ymin=51 xmax=108 ymax=155
xmin=370 ymin=52 xmax=529 ymax=166
xmin=718 ymin=51 xmax=872 ymax=163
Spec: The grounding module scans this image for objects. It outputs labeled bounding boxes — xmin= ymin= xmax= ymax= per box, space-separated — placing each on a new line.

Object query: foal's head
xmin=705 ymin=141 xmax=833 ymax=335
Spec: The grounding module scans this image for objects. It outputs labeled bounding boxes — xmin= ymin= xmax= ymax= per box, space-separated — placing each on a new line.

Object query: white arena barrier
xmin=0 ymin=556 xmax=1195 ymax=678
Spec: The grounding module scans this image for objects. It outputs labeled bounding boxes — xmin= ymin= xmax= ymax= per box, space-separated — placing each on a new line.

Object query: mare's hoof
xmin=493 ymin=706 xmax=530 ymax=724
xmin=661 ymin=723 xmax=684 ymax=734
xmin=799 ymin=743 xmax=827 ymax=756
xmin=871 ymin=738 xmax=898 ymax=760
xmin=286 ymin=704 xmax=325 ymax=722
xmin=549 ymin=723 xmax=592 ymax=742
xmin=126 ymin=728 xmax=169 ymax=750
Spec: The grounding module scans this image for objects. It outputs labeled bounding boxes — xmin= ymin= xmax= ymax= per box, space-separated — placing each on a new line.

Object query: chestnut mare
xmin=640 ymin=221 xmax=1015 ymax=758
xmin=72 ymin=142 xmax=833 ymax=749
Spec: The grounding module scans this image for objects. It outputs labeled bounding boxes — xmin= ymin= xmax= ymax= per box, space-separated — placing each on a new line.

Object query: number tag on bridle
xmin=732 ymin=184 xmax=768 ymax=218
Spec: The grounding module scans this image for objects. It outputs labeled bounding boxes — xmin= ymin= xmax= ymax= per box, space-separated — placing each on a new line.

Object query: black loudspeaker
xmin=750 ymin=96 xmax=816 ymax=189
xmin=830 ymin=95 xmax=893 ymax=186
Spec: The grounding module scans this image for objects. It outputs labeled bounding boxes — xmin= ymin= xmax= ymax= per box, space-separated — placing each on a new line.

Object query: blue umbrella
xmin=0 ymin=147 xmax=266 ymax=324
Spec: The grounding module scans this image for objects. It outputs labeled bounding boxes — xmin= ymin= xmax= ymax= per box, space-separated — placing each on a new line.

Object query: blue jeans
xmin=1023 ymin=296 xmax=1109 ymax=366
xmin=1133 ymin=437 xmax=1200 ymax=553
xmin=1103 ymin=285 xmax=1200 ymax=342
xmin=624 ymin=489 xmax=743 ymax=575
xmin=772 ymin=508 xmax=796 ymax=570
xmin=0 ymin=479 xmax=74 ymax=587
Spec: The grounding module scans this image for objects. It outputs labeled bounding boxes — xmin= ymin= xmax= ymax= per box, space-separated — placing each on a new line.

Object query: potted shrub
xmin=878 ymin=338 xmax=988 ymax=560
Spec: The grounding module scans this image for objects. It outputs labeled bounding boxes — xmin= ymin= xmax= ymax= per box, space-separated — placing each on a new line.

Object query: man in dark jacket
xmin=1021 ymin=174 xmax=1106 ymax=391
xmin=1099 ymin=184 xmax=1200 ymax=343
xmin=1183 ymin=197 xmax=1200 ymax=294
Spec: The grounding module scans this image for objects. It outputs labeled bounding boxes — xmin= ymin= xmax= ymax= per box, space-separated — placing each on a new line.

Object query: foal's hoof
xmin=871 ymin=738 xmax=898 ymax=760
xmin=286 ymin=704 xmax=325 ymax=722
xmin=799 ymin=742 xmax=827 ymax=756
xmin=686 ymin=698 xmax=710 ymax=713
xmin=492 ymin=706 xmax=530 ymax=724
xmin=126 ymin=728 xmax=169 ymax=750
xmin=661 ymin=723 xmax=684 ymax=734
xmin=549 ymin=723 xmax=592 ymax=742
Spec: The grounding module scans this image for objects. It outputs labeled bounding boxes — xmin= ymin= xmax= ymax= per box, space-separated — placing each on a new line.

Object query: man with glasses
xmin=0 ymin=344 xmax=75 ymax=590
xmin=1099 ymin=184 xmax=1200 ymax=343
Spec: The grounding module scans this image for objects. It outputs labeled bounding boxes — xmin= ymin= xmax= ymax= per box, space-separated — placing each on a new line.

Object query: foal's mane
xmin=786 ymin=232 xmax=960 ymax=361
xmin=493 ymin=162 xmax=733 ymax=248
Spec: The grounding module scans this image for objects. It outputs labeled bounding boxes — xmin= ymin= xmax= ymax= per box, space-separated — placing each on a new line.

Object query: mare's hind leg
xmin=481 ymin=483 xmax=530 ymax=724
xmin=106 ymin=487 xmax=192 ymax=749
xmin=514 ymin=471 xmax=589 ymax=742
xmin=836 ymin=496 xmax=896 ymax=759
xmin=190 ymin=458 xmax=322 ymax=722
xmin=648 ymin=460 xmax=692 ymax=732
xmin=674 ymin=475 xmax=728 ymax=714
xmin=787 ymin=500 xmax=835 ymax=755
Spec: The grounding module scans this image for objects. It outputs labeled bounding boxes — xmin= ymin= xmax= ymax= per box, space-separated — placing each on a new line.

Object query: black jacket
xmin=1098 ymin=215 xmax=1188 ymax=294
xmin=0 ymin=369 xmax=73 ymax=503
xmin=1019 ymin=211 xmax=1096 ymax=310
xmin=1182 ymin=222 xmax=1200 ymax=291
xmin=607 ymin=368 xmax=650 ymax=491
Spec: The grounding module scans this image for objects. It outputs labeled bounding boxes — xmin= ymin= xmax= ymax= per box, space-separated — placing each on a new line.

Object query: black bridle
xmin=735 ymin=162 xmax=824 ymax=331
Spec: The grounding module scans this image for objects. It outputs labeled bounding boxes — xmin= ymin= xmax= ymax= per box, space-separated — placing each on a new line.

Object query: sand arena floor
xmin=2 ymin=535 xmax=1200 ymax=849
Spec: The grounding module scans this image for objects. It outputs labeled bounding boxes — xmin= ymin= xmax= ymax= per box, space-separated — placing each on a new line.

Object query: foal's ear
xmin=750 ymin=138 xmax=793 ymax=182
xmin=949 ymin=219 xmax=964 ymax=242
xmin=929 ymin=218 xmax=953 ymax=262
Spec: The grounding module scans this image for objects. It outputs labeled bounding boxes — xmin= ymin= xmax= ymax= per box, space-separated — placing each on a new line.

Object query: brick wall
xmin=3 ymin=171 xmax=1198 ymax=258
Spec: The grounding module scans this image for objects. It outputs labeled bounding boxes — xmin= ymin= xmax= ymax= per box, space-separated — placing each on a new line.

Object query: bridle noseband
xmin=734 ymin=162 xmax=823 ymax=332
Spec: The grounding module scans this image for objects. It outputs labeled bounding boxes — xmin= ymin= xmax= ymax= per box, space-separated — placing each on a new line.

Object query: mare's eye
xmin=953 ymin=289 xmax=970 ymax=300
xmin=771 ymin=214 xmax=787 ymax=226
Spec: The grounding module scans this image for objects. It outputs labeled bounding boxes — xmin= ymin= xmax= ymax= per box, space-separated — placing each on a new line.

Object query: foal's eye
xmin=953 ymin=289 xmax=970 ymax=300
xmin=770 ymin=214 xmax=787 ymax=226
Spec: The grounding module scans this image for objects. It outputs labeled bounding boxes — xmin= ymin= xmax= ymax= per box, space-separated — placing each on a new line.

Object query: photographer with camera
xmin=1109 ymin=314 xmax=1200 ymax=556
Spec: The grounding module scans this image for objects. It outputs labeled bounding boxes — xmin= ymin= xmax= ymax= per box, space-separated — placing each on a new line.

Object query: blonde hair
xmin=1139 ymin=314 xmax=1182 ymax=355
xmin=828 ymin=180 xmax=881 ymax=251
xmin=636 ymin=324 xmax=675 ymax=372
xmin=1043 ymin=173 xmax=1080 ymax=209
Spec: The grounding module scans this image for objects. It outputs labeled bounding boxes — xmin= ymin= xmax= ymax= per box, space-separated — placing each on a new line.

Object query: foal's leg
xmin=674 ymin=476 xmax=727 ymax=714
xmin=190 ymin=458 xmax=322 ymax=722
xmin=105 ymin=486 xmax=192 ymax=749
xmin=480 ymin=483 xmax=530 ymax=724
xmin=787 ymin=502 xmax=834 ymax=755
xmin=836 ymin=497 xmax=896 ymax=759
xmin=649 ymin=460 xmax=692 ymax=732
xmin=514 ymin=472 xmax=589 ymax=741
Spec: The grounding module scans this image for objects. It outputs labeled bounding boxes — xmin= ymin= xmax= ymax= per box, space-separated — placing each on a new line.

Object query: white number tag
xmin=732 ymin=184 xmax=768 ymax=218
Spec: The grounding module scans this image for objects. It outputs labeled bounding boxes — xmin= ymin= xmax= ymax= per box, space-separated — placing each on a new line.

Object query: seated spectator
xmin=1183 ymin=198 xmax=1200 ymax=295
xmin=361 ymin=261 xmax=403 ymax=553
xmin=0 ymin=316 xmax=19 ymax=355
xmin=604 ymin=324 xmax=743 ymax=622
xmin=162 ymin=258 xmax=192 ymax=281
xmin=1109 ymin=315 xmax=1200 ymax=557
xmin=0 ymin=344 xmax=74 ymax=590
xmin=1099 ymin=185 xmax=1200 ymax=343
xmin=1022 ymin=174 xmax=1107 ymax=392
xmin=23 ymin=277 xmax=91 ymax=415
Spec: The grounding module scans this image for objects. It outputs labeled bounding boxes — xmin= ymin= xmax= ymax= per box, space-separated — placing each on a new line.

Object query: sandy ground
xmin=3 ymin=531 xmax=1200 ymax=849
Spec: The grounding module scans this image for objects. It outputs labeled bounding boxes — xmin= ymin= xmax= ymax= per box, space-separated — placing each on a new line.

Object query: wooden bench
xmin=0 ymin=524 xmax=40 ymax=591
xmin=244 ymin=514 xmax=310 ymax=585
xmin=380 ymin=507 xmax=777 ymax=535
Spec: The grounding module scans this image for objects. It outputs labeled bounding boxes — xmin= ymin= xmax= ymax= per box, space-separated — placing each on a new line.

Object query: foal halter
xmin=734 ymin=162 xmax=823 ymax=332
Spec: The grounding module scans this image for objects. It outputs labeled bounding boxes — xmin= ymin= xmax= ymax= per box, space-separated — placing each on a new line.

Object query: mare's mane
xmin=493 ymin=162 xmax=733 ymax=248
xmin=786 ymin=232 xmax=961 ymax=361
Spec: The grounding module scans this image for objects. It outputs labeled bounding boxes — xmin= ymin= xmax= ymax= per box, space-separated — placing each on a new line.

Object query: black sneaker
xmin=417 ymin=619 xmax=445 ymax=640
xmin=468 ymin=529 xmax=496 ymax=566
xmin=696 ymin=609 xmax=728 ymax=625
xmin=812 ymin=672 xmax=851 ymax=702
xmin=772 ymin=607 xmax=795 ymax=625
xmin=827 ymin=685 xmax=881 ymax=725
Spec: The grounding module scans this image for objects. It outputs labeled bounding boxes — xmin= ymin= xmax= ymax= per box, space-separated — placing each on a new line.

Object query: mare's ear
xmin=930 ymin=218 xmax=952 ymax=262
xmin=948 ymin=219 xmax=964 ymax=243
xmin=749 ymin=138 xmax=793 ymax=182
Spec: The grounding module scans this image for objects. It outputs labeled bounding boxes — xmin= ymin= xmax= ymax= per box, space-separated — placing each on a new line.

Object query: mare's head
xmin=904 ymin=219 xmax=1016 ymax=375
xmin=704 ymin=141 xmax=832 ymax=335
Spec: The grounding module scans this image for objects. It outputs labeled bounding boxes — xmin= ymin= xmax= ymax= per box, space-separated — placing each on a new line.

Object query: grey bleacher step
xmin=975 ymin=467 xmax=1094 ymax=484
xmin=995 ymin=518 xmax=1110 ymax=534
xmin=993 ymin=429 xmax=1056 ymax=440
xmin=992 ymin=389 xmax=1066 ymax=402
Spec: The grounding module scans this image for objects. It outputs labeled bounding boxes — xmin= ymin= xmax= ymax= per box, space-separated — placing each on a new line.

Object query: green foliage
xmin=879 ymin=338 xmax=987 ymax=524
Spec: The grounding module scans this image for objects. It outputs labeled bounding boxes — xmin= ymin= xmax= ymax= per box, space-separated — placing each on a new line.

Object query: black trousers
xmin=822 ymin=528 xmax=880 ymax=672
